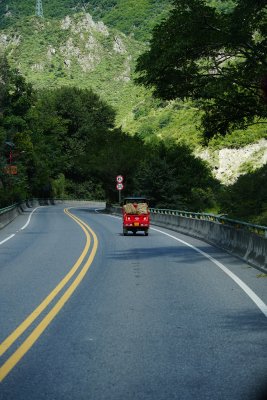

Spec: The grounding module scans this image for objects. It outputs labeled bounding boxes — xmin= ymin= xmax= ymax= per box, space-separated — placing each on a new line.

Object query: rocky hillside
xmin=0 ymin=0 xmax=171 ymax=41
xmin=0 ymin=8 xmax=266 ymax=185
xmin=0 ymin=13 xmax=147 ymax=123
xmin=198 ymin=139 xmax=267 ymax=185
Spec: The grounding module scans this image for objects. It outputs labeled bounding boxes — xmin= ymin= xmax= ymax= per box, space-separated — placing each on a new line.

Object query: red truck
xmin=122 ymin=197 xmax=150 ymax=236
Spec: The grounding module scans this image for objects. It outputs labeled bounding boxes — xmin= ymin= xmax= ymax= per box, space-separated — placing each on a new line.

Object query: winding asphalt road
xmin=0 ymin=205 xmax=267 ymax=400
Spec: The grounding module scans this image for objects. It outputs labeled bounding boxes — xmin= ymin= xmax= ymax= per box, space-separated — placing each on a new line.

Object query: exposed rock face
xmin=61 ymin=13 xmax=109 ymax=36
xmin=47 ymin=45 xmax=56 ymax=59
xmin=64 ymin=59 xmax=71 ymax=68
xmin=58 ymin=14 xmax=118 ymax=72
xmin=61 ymin=15 xmax=72 ymax=30
xmin=59 ymin=36 xmax=101 ymax=72
xmin=1 ymin=12 xmax=130 ymax=77
xmin=85 ymin=35 xmax=98 ymax=50
xmin=31 ymin=63 xmax=44 ymax=71
xmin=0 ymin=34 xmax=8 ymax=45
xmin=0 ymin=33 xmax=21 ymax=46
xmin=115 ymin=56 xmax=132 ymax=82
xmin=113 ymin=36 xmax=126 ymax=54
xmin=198 ymin=139 xmax=267 ymax=184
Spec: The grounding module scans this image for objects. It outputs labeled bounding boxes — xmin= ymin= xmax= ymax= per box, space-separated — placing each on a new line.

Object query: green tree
xmin=135 ymin=0 xmax=267 ymax=139
xmin=219 ymin=164 xmax=267 ymax=225
xmin=89 ymin=127 xmax=145 ymax=201
xmin=133 ymin=140 xmax=218 ymax=211
xmin=52 ymin=86 xmax=115 ymax=181
xmin=30 ymin=86 xmax=143 ymax=202
xmin=0 ymin=51 xmax=34 ymax=204
xmin=89 ymin=0 xmax=171 ymax=40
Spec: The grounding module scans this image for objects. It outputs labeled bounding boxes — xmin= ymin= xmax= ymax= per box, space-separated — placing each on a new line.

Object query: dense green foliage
xmin=87 ymin=0 xmax=172 ymax=41
xmin=136 ymin=0 xmax=267 ymax=139
xmin=0 ymin=52 xmax=34 ymax=204
xmin=0 ymin=2 xmax=266 ymax=225
xmin=133 ymin=141 xmax=219 ymax=210
xmin=0 ymin=54 xmax=217 ymax=211
xmin=0 ymin=0 xmax=171 ymax=41
xmin=1 ymin=3 xmax=266 ymax=151
xmin=219 ymin=164 xmax=267 ymax=225
xmin=3 ymin=13 xmax=146 ymax=128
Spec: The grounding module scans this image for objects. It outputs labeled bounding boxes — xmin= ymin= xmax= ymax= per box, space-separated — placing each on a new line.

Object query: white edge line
xmin=151 ymin=227 xmax=267 ymax=318
xmin=0 ymin=234 xmax=16 ymax=245
xmin=0 ymin=206 xmax=42 ymax=246
xmin=20 ymin=207 xmax=41 ymax=231
xmin=106 ymin=214 xmax=267 ymax=318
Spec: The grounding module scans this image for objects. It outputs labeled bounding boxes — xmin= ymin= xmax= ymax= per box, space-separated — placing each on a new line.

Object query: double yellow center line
xmin=0 ymin=208 xmax=98 ymax=382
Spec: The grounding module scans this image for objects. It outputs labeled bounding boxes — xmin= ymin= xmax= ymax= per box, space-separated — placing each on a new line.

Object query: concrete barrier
xmin=0 ymin=205 xmax=21 ymax=230
xmin=55 ymin=200 xmax=106 ymax=208
xmin=109 ymin=206 xmax=267 ymax=271
xmin=2 ymin=201 xmax=265 ymax=270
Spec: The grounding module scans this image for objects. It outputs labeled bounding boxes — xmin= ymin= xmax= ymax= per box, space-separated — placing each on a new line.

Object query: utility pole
xmin=35 ymin=0 xmax=44 ymax=18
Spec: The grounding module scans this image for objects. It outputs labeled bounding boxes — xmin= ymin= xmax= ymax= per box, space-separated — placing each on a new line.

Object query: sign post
xmin=116 ymin=175 xmax=124 ymax=203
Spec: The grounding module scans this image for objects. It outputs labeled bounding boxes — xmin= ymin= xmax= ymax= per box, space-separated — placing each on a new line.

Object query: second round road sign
xmin=116 ymin=183 xmax=124 ymax=191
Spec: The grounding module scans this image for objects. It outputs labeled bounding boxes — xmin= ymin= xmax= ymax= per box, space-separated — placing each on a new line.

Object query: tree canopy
xmin=135 ymin=0 xmax=267 ymax=139
xmin=219 ymin=163 xmax=267 ymax=225
xmin=0 ymin=43 xmax=266 ymax=223
xmin=0 ymin=52 xmax=217 ymax=210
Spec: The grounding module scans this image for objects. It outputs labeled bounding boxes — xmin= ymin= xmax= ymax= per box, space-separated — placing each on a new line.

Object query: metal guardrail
xmin=1 ymin=202 xmax=266 ymax=238
xmin=149 ymin=208 xmax=267 ymax=238
xmin=0 ymin=203 xmax=18 ymax=215
xmin=0 ymin=199 xmax=50 ymax=213
xmin=0 ymin=199 xmax=106 ymax=214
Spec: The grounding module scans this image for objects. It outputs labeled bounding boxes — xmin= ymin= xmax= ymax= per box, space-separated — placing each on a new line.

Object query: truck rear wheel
xmin=123 ymin=228 xmax=128 ymax=236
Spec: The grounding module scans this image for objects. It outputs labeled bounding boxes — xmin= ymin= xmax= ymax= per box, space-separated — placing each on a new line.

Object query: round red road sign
xmin=116 ymin=175 xmax=124 ymax=183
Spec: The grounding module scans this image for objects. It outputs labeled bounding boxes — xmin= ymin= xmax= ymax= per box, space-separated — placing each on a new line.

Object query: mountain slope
xmin=0 ymin=5 xmax=266 ymax=186
xmin=0 ymin=0 xmax=171 ymax=40
xmin=1 ymin=13 xmax=148 ymax=122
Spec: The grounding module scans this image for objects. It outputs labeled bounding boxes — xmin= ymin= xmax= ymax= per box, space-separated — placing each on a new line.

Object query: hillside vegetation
xmin=1 ymin=13 xmax=146 ymax=121
xmin=0 ymin=54 xmax=218 ymax=213
xmin=0 ymin=0 xmax=266 ymax=224
xmin=0 ymin=0 xmax=171 ymax=40
xmin=1 ymin=8 xmax=266 ymax=151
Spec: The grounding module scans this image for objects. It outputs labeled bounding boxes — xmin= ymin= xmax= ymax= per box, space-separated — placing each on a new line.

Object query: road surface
xmin=0 ymin=205 xmax=266 ymax=400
